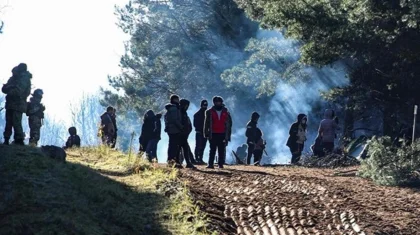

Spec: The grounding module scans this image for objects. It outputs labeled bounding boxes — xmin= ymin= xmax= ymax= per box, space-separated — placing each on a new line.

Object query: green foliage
xmin=221 ymin=36 xmax=308 ymax=97
xmin=104 ymin=0 xmax=259 ymax=114
xmin=235 ymin=0 xmax=420 ymax=136
xmin=358 ymin=136 xmax=420 ymax=186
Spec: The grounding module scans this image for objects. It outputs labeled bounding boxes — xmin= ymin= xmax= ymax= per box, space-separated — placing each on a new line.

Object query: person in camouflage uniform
xmin=26 ymin=89 xmax=45 ymax=146
xmin=1 ymin=63 xmax=32 ymax=145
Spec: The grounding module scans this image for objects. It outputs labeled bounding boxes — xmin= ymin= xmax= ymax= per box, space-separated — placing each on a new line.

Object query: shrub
xmin=358 ymin=136 xmax=420 ymax=186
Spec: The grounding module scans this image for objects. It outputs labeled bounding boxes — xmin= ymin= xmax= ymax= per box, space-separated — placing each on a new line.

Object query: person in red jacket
xmin=204 ymin=96 xmax=232 ymax=169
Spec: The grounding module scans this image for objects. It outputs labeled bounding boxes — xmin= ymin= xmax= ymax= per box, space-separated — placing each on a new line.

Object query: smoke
xmin=218 ymin=30 xmax=349 ymax=164
xmin=69 ymin=93 xmax=104 ymax=146
xmin=264 ymin=65 xmax=348 ymax=164
xmin=134 ymin=29 xmax=348 ymax=165
xmin=105 ymin=0 xmax=350 ymax=164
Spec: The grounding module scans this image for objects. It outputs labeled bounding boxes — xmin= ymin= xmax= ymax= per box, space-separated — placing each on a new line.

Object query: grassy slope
xmin=0 ymin=145 xmax=209 ymax=235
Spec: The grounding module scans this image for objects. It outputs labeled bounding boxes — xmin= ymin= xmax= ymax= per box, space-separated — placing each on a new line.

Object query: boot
xmin=14 ymin=139 xmax=24 ymax=145
xmin=3 ymin=138 xmax=9 ymax=145
xmin=186 ymin=163 xmax=196 ymax=169
xmin=29 ymin=139 xmax=37 ymax=147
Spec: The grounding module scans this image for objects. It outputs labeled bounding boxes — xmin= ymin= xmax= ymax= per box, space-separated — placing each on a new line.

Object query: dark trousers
xmin=290 ymin=143 xmax=304 ymax=164
xmin=253 ymin=150 xmax=263 ymax=164
xmin=322 ymin=142 xmax=334 ymax=155
xmin=194 ymin=132 xmax=207 ymax=161
xmin=146 ymin=139 xmax=159 ymax=162
xmin=177 ymin=135 xmax=193 ymax=165
xmin=111 ymin=132 xmax=117 ymax=148
xmin=3 ymin=109 xmax=24 ymax=141
xmin=167 ymin=133 xmax=180 ymax=162
xmin=247 ymin=143 xmax=255 ymax=164
xmin=102 ymin=134 xmax=114 ymax=146
xmin=208 ymin=133 xmax=226 ymax=167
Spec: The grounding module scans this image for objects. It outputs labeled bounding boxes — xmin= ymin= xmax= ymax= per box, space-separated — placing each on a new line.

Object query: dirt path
xmin=180 ymin=165 xmax=420 ymax=235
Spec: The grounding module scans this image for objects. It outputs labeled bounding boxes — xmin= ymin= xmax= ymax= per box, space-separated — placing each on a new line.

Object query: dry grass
xmin=0 ymin=145 xmax=210 ymax=235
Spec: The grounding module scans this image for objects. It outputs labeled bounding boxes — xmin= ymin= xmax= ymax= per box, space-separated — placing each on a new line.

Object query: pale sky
xmin=0 ymin=0 xmax=129 ymax=125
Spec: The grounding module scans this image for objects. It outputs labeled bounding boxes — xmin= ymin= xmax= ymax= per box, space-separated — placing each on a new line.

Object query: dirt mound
xmin=299 ymin=154 xmax=360 ymax=168
xmin=181 ymin=166 xmax=420 ymax=234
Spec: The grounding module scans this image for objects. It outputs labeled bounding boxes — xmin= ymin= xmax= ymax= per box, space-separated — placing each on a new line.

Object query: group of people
xmin=286 ymin=109 xmax=339 ymax=164
xmin=1 ymin=63 xmax=339 ymax=166
xmin=1 ymin=63 xmax=46 ymax=147
xmin=137 ymin=95 xmax=234 ymax=169
xmin=136 ymin=94 xmax=271 ymax=168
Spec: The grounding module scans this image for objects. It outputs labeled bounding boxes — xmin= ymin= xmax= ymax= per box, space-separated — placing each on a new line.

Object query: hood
xmin=165 ymin=103 xmax=178 ymax=110
xmin=30 ymin=96 xmax=42 ymax=104
xmin=180 ymin=99 xmax=190 ymax=111
xmin=68 ymin=127 xmax=77 ymax=135
xmin=144 ymin=110 xmax=155 ymax=121
xmin=297 ymin=113 xmax=307 ymax=122
xmin=212 ymin=104 xmax=226 ymax=111
xmin=324 ymin=109 xmax=334 ymax=119
xmin=251 ymin=112 xmax=260 ymax=121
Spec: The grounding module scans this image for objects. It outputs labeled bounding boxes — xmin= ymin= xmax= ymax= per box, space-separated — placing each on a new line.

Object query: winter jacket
xmin=245 ymin=120 xmax=258 ymax=144
xmin=100 ymin=112 xmax=115 ymax=136
xmin=318 ymin=109 xmax=338 ymax=143
xmin=193 ymin=108 xmax=206 ymax=133
xmin=111 ymin=113 xmax=118 ymax=134
xmin=26 ymin=97 xmax=45 ymax=119
xmin=181 ymin=109 xmax=193 ymax=137
xmin=154 ymin=115 xmax=162 ymax=140
xmin=254 ymin=128 xmax=265 ymax=150
xmin=2 ymin=70 xmax=32 ymax=113
xmin=140 ymin=110 xmax=156 ymax=145
xmin=65 ymin=135 xmax=81 ymax=149
xmin=286 ymin=114 xmax=307 ymax=148
xmin=164 ymin=103 xmax=183 ymax=134
xmin=204 ymin=106 xmax=232 ymax=141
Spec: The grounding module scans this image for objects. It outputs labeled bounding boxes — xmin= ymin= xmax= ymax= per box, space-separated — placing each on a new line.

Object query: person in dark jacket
xmin=177 ymin=99 xmax=195 ymax=168
xmin=164 ymin=95 xmax=183 ymax=166
xmin=246 ymin=112 xmax=260 ymax=164
xmin=253 ymin=128 xmax=266 ymax=166
xmin=153 ymin=113 xmax=162 ymax=161
xmin=204 ymin=96 xmax=232 ymax=169
xmin=139 ymin=110 xmax=161 ymax=162
xmin=64 ymin=127 xmax=81 ymax=149
xmin=2 ymin=63 xmax=32 ymax=145
xmin=286 ymin=114 xmax=307 ymax=164
xmin=110 ymin=108 xmax=118 ymax=149
xmin=193 ymin=99 xmax=208 ymax=164
xmin=100 ymin=106 xmax=116 ymax=146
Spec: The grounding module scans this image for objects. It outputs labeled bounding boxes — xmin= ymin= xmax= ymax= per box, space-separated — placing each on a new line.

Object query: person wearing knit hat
xmin=245 ymin=111 xmax=260 ymax=164
xmin=193 ymin=99 xmax=208 ymax=164
xmin=204 ymin=96 xmax=232 ymax=169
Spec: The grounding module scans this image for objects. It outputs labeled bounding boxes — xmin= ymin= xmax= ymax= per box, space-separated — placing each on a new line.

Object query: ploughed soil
xmin=180 ymin=165 xmax=420 ymax=235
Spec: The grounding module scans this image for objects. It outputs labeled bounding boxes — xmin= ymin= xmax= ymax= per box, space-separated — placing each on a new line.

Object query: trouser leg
xmin=247 ymin=144 xmax=255 ymax=165
xmin=216 ymin=135 xmax=226 ymax=167
xmin=208 ymin=138 xmax=217 ymax=167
